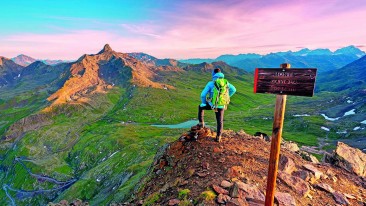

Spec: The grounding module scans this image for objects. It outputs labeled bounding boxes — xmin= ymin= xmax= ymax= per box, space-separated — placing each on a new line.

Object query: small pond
xmin=151 ymin=120 xmax=198 ymax=129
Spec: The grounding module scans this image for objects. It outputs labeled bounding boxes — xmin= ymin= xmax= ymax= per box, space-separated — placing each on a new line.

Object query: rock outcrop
xmin=130 ymin=128 xmax=366 ymax=205
xmin=326 ymin=142 xmax=366 ymax=177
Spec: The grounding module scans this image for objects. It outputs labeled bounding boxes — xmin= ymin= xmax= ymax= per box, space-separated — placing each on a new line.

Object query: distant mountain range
xmin=11 ymin=54 xmax=67 ymax=66
xmin=318 ymin=54 xmax=366 ymax=92
xmin=0 ymin=44 xmax=365 ymax=205
xmin=180 ymin=45 xmax=365 ymax=72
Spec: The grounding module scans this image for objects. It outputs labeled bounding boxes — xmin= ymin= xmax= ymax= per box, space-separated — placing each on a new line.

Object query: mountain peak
xmin=11 ymin=54 xmax=36 ymax=66
xmin=334 ymin=45 xmax=365 ymax=57
xmin=98 ymin=44 xmax=113 ymax=54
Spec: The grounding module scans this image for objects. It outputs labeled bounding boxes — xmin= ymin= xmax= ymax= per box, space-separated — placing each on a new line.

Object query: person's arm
xmin=200 ymin=82 xmax=212 ymax=105
xmin=228 ymin=83 xmax=236 ymax=97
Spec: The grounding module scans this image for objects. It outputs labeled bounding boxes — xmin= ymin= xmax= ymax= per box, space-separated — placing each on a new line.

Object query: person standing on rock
xmin=197 ymin=68 xmax=236 ymax=142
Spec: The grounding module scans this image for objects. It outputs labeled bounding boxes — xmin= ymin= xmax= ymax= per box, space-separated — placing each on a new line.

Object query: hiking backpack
xmin=212 ymin=78 xmax=230 ymax=109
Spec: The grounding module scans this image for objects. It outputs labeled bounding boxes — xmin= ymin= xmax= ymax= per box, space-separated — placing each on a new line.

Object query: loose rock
xmin=221 ymin=180 xmax=233 ymax=188
xmin=275 ymin=192 xmax=296 ymax=206
xmin=303 ymin=164 xmax=323 ymax=180
xmin=282 ymin=141 xmax=300 ymax=153
xmin=168 ymin=199 xmax=180 ymax=205
xmin=333 ymin=191 xmax=350 ymax=205
xmin=217 ymin=194 xmax=231 ymax=204
xmin=292 ymin=170 xmax=311 ymax=182
xmin=236 ymin=181 xmax=265 ymax=201
xmin=279 ymin=155 xmax=296 ymax=174
xmin=315 ymin=183 xmax=335 ymax=193
xmin=226 ymin=166 xmax=246 ymax=179
xmin=278 ymin=171 xmax=310 ymax=197
xmin=227 ymin=198 xmax=248 ymax=206
xmin=212 ymin=184 xmax=229 ymax=195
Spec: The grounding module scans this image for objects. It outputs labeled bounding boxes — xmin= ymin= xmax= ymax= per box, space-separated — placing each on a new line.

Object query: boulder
xmin=279 ymin=155 xmax=296 ymax=174
xmin=254 ymin=132 xmax=271 ymax=141
xmin=278 ymin=171 xmax=310 ymax=197
xmin=235 ymin=181 xmax=265 ymax=201
xmin=299 ymin=151 xmax=319 ymax=163
xmin=275 ymin=192 xmax=296 ymax=206
xmin=282 ymin=141 xmax=300 ymax=153
xmin=333 ymin=142 xmax=366 ymax=177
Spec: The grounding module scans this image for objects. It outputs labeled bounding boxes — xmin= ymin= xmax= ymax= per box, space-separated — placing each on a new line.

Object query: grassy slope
xmin=0 ymin=68 xmax=363 ymax=205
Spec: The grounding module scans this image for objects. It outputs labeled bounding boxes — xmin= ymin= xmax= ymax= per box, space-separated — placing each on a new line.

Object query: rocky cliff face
xmin=47 ymin=44 xmax=178 ymax=106
xmin=131 ymin=127 xmax=366 ymax=205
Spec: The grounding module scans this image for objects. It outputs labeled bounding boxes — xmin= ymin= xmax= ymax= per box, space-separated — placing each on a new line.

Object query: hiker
xmin=197 ymin=68 xmax=236 ymax=142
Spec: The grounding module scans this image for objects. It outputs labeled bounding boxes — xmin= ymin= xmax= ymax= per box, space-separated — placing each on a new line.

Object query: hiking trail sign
xmin=254 ymin=68 xmax=317 ymax=97
xmin=253 ymin=64 xmax=317 ymax=206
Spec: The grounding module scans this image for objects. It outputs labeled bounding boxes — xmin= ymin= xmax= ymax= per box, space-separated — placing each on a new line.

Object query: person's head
xmin=212 ymin=68 xmax=221 ymax=77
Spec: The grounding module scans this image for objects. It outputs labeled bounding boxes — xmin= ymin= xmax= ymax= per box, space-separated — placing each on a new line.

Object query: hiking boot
xmin=215 ymin=136 xmax=222 ymax=142
xmin=196 ymin=123 xmax=205 ymax=129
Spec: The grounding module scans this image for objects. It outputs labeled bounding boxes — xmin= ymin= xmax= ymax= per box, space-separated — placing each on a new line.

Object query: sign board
xmin=254 ymin=68 xmax=317 ymax=97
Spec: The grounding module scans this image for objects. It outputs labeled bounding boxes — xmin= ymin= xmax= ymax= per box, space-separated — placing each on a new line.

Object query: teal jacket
xmin=200 ymin=72 xmax=236 ymax=109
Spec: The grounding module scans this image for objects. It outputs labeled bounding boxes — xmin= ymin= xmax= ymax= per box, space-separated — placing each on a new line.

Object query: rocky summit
xmin=47 ymin=44 xmax=178 ymax=106
xmin=129 ymin=127 xmax=366 ymax=205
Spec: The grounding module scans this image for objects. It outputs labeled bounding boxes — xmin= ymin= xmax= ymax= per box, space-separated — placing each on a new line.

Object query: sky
xmin=1 ymin=0 xmax=366 ymax=60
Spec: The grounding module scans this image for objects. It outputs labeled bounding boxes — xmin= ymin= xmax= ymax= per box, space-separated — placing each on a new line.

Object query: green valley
xmin=0 ymin=45 xmax=365 ymax=205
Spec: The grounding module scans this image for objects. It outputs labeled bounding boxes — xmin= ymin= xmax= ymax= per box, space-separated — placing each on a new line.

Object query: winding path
xmin=2 ymin=157 xmax=77 ymax=204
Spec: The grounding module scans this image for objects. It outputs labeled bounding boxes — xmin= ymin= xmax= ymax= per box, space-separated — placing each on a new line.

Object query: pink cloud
xmin=1 ymin=1 xmax=366 ymax=59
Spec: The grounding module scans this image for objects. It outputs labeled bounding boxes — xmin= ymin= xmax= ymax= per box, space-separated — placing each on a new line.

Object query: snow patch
xmin=321 ymin=126 xmax=330 ymax=131
xmin=321 ymin=109 xmax=356 ymax=121
xmin=347 ymin=100 xmax=353 ymax=104
xmin=336 ymin=130 xmax=347 ymax=134
xmin=293 ymin=114 xmax=310 ymax=117
xmin=321 ymin=114 xmax=340 ymax=121
xmin=361 ymin=120 xmax=366 ymax=124
xmin=17 ymin=74 xmax=20 ymax=78
xmin=109 ymin=151 xmax=119 ymax=158
xmin=353 ymin=127 xmax=361 ymax=131
xmin=344 ymin=109 xmax=356 ymax=116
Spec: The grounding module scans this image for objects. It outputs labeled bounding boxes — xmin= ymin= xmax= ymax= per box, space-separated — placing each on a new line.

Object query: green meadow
xmin=0 ymin=67 xmax=363 ymax=205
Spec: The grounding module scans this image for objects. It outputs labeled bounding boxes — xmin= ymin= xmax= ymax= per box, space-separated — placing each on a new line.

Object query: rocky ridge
xmin=47 ymin=44 xmax=179 ymax=106
xmin=129 ymin=127 xmax=366 ymax=205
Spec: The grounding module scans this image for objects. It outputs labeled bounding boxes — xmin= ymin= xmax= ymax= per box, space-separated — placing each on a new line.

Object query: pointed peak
xmin=98 ymin=44 xmax=113 ymax=54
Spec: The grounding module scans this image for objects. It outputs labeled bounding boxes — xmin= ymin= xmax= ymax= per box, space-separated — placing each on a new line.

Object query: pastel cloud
xmin=0 ymin=0 xmax=366 ymax=59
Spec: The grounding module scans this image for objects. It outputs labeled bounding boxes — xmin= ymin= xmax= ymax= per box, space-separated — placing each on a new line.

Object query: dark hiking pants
xmin=198 ymin=104 xmax=224 ymax=137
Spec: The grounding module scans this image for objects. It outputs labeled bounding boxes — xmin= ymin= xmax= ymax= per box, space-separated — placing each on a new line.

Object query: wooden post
xmin=265 ymin=63 xmax=290 ymax=206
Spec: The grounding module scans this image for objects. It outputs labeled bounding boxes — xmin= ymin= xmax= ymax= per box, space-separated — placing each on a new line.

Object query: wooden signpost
xmin=253 ymin=63 xmax=317 ymax=206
